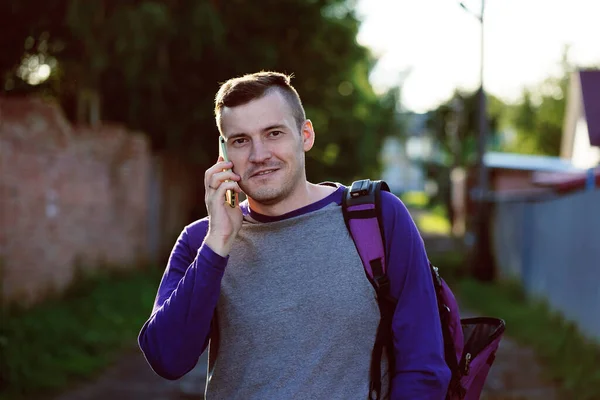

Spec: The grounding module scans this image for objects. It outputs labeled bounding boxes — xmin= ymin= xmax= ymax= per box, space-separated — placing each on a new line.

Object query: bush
xmin=0 ymin=266 xmax=162 ymax=400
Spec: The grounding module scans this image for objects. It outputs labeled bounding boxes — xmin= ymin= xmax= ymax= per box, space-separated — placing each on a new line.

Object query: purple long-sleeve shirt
xmin=138 ymin=184 xmax=450 ymax=398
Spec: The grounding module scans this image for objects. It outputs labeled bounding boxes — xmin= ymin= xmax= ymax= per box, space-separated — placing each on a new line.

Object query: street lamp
xmin=459 ymin=0 xmax=494 ymax=280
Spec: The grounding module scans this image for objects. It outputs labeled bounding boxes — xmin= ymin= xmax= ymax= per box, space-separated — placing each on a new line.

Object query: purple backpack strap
xmin=342 ymin=179 xmax=390 ymax=288
xmin=342 ymin=179 xmax=395 ymax=400
xmin=342 ymin=181 xmax=506 ymax=400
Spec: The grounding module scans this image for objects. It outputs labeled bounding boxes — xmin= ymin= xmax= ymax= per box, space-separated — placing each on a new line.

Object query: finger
xmin=205 ymin=161 xmax=234 ymax=186
xmin=214 ymin=181 xmax=242 ymax=202
xmin=208 ymin=170 xmax=240 ymax=191
xmin=204 ymin=163 xmax=233 ymax=189
xmin=206 ymin=179 xmax=239 ymax=201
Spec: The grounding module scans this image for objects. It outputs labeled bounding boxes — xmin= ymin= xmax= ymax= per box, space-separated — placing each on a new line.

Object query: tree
xmin=427 ymin=90 xmax=504 ymax=168
xmin=1 ymin=0 xmax=399 ymax=186
xmin=503 ymin=49 xmax=572 ymax=156
xmin=424 ymin=90 xmax=504 ymax=237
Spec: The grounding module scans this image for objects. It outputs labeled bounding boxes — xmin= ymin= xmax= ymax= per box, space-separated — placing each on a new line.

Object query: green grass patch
xmin=0 ymin=265 xmax=163 ymax=400
xmin=400 ymin=191 xmax=429 ymax=209
xmin=415 ymin=212 xmax=452 ymax=235
xmin=409 ymin=201 xmax=452 ymax=236
xmin=431 ymin=251 xmax=600 ymax=400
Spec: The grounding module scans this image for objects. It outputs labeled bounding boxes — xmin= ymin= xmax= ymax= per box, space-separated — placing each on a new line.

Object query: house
xmin=561 ymin=69 xmax=600 ymax=169
xmin=483 ymin=151 xmax=583 ymax=196
xmin=450 ymin=151 xmax=587 ymax=236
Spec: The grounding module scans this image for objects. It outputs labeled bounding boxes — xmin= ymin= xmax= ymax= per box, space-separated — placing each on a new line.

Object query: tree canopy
xmin=1 ymin=0 xmax=400 ymax=183
xmin=426 ymin=90 xmax=503 ymax=169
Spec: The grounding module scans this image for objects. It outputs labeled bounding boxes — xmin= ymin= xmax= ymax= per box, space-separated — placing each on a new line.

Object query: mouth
xmin=250 ymin=168 xmax=279 ymax=179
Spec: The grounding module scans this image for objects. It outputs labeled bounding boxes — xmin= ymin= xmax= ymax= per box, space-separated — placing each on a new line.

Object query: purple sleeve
xmin=380 ymin=192 xmax=451 ymax=399
xmin=137 ymin=220 xmax=227 ymax=380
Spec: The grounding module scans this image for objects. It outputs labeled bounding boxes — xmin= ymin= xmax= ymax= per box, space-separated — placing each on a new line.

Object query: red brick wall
xmin=0 ymin=96 xmax=154 ymax=306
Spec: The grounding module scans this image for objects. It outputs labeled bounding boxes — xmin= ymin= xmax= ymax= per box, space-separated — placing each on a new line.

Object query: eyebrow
xmin=227 ymin=124 xmax=289 ymax=140
xmin=227 ymin=132 xmax=248 ymax=141
xmin=261 ymin=124 xmax=287 ymax=132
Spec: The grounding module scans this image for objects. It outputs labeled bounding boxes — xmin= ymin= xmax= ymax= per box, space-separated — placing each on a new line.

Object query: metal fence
xmin=492 ymin=188 xmax=600 ymax=341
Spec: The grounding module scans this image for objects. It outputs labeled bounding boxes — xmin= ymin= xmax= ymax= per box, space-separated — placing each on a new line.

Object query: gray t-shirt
xmin=206 ymin=203 xmax=389 ymax=399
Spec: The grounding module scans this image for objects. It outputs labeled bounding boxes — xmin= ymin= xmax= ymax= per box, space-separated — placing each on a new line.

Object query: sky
xmin=356 ymin=0 xmax=600 ymax=113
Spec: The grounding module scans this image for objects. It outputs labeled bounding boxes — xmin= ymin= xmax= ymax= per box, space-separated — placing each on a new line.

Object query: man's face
xmin=219 ymin=89 xmax=314 ymax=205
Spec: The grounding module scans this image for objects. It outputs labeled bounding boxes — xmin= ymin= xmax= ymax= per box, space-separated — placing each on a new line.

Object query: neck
xmin=247 ymin=181 xmax=336 ymax=217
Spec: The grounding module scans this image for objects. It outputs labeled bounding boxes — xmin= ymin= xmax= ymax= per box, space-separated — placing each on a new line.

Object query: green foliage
xmin=415 ymin=211 xmax=451 ymax=236
xmin=400 ymin=191 xmax=429 ymax=209
xmin=1 ymin=0 xmax=400 ymax=185
xmin=504 ymin=80 xmax=568 ymax=156
xmin=502 ymin=50 xmax=575 ymax=156
xmin=0 ymin=266 xmax=162 ymax=400
xmin=426 ymin=90 xmax=504 ymax=168
xmin=422 ymin=90 xmax=504 ymax=231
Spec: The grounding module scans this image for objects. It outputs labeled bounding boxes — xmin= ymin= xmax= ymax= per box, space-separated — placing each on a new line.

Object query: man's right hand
xmin=204 ymin=158 xmax=243 ymax=257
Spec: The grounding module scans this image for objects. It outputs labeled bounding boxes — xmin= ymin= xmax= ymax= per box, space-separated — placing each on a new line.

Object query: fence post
xmin=585 ymin=168 xmax=596 ymax=191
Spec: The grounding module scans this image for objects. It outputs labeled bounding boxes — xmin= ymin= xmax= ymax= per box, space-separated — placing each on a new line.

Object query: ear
xmin=301 ymin=119 xmax=315 ymax=152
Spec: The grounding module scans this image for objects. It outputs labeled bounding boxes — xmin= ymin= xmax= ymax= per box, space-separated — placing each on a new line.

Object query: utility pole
xmin=477 ymin=0 xmax=488 ymax=199
xmin=460 ymin=0 xmax=495 ymax=280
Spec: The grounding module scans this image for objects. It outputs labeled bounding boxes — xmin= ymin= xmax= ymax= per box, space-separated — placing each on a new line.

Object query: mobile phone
xmin=219 ymin=136 xmax=237 ymax=208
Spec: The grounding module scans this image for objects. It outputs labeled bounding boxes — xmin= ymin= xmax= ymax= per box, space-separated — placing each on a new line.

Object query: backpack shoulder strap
xmin=343 ymin=179 xmax=395 ymax=400
xmin=342 ymin=179 xmax=390 ymax=290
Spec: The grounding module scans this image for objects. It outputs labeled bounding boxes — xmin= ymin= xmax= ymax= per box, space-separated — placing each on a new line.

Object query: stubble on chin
xmin=242 ymin=184 xmax=285 ymax=205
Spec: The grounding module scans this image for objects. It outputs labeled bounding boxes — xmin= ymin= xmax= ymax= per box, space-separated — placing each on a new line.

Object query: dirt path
xmin=481 ymin=337 xmax=559 ymax=400
xmin=422 ymin=234 xmax=561 ymax=400
xmin=51 ymin=337 xmax=560 ymax=400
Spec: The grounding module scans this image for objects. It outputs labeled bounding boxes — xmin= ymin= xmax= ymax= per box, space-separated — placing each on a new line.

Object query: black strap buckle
xmin=373 ymin=274 xmax=390 ymax=293
xmin=350 ymin=179 xmax=371 ymax=198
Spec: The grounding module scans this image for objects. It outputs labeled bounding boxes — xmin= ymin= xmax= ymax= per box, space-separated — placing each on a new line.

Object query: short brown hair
xmin=214 ymin=71 xmax=306 ymax=133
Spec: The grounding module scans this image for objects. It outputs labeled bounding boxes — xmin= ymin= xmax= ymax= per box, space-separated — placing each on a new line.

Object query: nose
xmin=248 ymin=139 xmax=272 ymax=163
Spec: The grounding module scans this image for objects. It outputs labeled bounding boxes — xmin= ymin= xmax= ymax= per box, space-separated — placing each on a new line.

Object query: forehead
xmin=220 ymin=90 xmax=296 ymax=137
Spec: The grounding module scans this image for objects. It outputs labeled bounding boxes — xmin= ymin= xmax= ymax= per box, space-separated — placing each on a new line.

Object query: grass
xmin=399 ymin=191 xmax=429 ymax=209
xmin=415 ymin=211 xmax=452 ymax=235
xmin=411 ymin=202 xmax=452 ymax=236
xmin=398 ymin=191 xmax=452 ymax=235
xmin=0 ymin=265 xmax=163 ymax=400
xmin=430 ymin=251 xmax=600 ymax=400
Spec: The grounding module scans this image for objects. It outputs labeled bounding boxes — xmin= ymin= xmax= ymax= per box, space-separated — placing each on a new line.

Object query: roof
xmin=483 ymin=152 xmax=584 ymax=173
xmin=580 ymin=70 xmax=600 ymax=146
xmin=533 ymin=168 xmax=600 ymax=193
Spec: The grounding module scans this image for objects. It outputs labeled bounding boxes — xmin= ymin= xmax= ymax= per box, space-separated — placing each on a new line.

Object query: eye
xmin=269 ymin=130 xmax=284 ymax=138
xmin=232 ymin=138 xmax=248 ymax=146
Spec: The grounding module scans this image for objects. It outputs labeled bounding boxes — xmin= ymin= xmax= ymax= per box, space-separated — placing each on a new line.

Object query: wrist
xmin=204 ymin=233 xmax=233 ymax=257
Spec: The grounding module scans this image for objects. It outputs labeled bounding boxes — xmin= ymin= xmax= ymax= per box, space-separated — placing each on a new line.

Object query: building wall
xmin=0 ymin=96 xmax=199 ymax=306
xmin=491 ymin=169 xmax=535 ymax=192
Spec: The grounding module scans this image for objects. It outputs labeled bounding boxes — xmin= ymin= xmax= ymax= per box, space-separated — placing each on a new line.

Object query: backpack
xmin=342 ymin=179 xmax=506 ymax=400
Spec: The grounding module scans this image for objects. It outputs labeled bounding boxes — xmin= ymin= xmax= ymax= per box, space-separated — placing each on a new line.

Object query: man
xmin=138 ymin=71 xmax=451 ymax=399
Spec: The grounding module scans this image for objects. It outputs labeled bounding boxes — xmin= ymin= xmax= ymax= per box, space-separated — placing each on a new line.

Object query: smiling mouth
xmin=251 ymin=169 xmax=278 ymax=178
